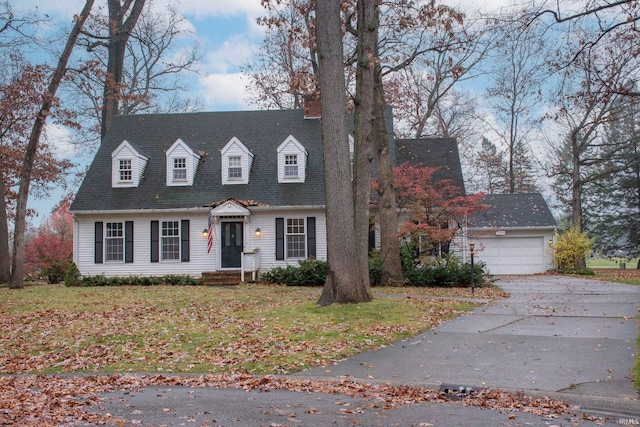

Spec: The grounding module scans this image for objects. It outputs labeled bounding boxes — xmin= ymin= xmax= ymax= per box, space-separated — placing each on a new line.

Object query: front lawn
xmin=0 ymin=284 xmax=502 ymax=375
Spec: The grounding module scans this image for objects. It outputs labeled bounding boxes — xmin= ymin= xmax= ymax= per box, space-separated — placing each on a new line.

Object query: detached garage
xmin=468 ymin=193 xmax=557 ymax=275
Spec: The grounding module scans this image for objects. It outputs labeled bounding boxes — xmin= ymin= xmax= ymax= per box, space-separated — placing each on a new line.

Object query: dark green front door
xmin=221 ymin=222 xmax=243 ymax=268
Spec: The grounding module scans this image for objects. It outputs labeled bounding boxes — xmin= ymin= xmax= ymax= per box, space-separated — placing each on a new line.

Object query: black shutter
xmin=125 ymin=221 xmax=134 ymax=263
xmin=181 ymin=219 xmax=190 ymax=262
xmin=275 ymin=217 xmax=284 ymax=260
xmin=151 ymin=221 xmax=159 ymax=263
xmin=368 ymin=225 xmax=376 ymax=254
xmin=94 ymin=222 xmax=103 ymax=264
xmin=306 ymin=217 xmax=316 ymax=258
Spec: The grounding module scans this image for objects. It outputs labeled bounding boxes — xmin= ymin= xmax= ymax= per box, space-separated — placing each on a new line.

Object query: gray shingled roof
xmin=71 ymin=108 xmax=453 ymax=213
xmin=394 ymin=138 xmax=465 ymax=194
xmin=71 ymin=109 xmax=329 ymax=212
xmin=470 ymin=193 xmax=557 ymax=228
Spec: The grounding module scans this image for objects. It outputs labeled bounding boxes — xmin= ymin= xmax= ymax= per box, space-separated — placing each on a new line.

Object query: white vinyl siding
xmin=73 ymin=209 xmax=327 ymax=278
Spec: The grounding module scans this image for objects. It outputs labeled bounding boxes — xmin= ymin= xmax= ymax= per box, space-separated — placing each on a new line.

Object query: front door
xmin=221 ymin=221 xmax=243 ymax=268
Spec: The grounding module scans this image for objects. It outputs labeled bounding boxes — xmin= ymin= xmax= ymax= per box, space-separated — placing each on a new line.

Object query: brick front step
xmin=201 ymin=271 xmax=242 ymax=286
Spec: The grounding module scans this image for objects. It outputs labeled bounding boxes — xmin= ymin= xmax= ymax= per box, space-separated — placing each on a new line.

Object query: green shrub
xmin=403 ymin=252 xmax=486 ymax=287
xmin=262 ymin=258 xmax=327 ymax=286
xmin=368 ymin=250 xmax=383 ymax=286
xmin=63 ymin=262 xmax=81 ymax=287
xmin=554 ymin=226 xmax=593 ymax=271
xmin=77 ymin=274 xmax=199 ymax=287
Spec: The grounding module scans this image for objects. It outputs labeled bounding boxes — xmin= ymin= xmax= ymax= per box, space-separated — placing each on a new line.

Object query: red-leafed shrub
xmin=24 ymin=199 xmax=73 ymax=283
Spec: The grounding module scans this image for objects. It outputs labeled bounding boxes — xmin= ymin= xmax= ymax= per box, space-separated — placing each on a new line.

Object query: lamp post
xmin=469 ymin=241 xmax=475 ymax=294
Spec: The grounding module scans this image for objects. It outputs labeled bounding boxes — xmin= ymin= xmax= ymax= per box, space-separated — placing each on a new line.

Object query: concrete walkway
xmin=295 ymin=274 xmax=640 ymax=416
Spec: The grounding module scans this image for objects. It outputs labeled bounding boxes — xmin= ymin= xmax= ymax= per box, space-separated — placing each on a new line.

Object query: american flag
xmin=207 ymin=215 xmax=213 ymax=253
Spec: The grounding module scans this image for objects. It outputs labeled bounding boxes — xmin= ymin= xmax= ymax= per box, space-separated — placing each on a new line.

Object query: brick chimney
xmin=303 ymin=93 xmax=321 ymax=119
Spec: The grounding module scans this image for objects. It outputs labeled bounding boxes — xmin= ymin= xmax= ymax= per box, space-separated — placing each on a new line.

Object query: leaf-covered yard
xmin=0 ymin=284 xmax=504 ymax=375
xmin=0 ymin=284 xmax=605 ymax=426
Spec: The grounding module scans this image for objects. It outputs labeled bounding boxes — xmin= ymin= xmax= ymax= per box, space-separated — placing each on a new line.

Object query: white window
xmin=228 ymin=156 xmax=242 ymax=180
xmin=119 ymin=159 xmax=132 ymax=182
xmin=286 ymin=218 xmax=306 ymax=258
xmin=284 ymin=154 xmax=299 ymax=177
xmin=161 ymin=221 xmax=180 ymax=261
xmin=105 ymin=222 xmax=124 ymax=262
xmin=173 ymin=157 xmax=187 ymax=181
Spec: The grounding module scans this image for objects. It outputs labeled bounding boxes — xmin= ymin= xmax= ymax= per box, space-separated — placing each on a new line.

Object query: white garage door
xmin=475 ymin=236 xmax=546 ymax=275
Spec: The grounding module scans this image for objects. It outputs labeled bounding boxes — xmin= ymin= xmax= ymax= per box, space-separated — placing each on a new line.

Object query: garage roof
xmin=471 ymin=193 xmax=557 ymax=228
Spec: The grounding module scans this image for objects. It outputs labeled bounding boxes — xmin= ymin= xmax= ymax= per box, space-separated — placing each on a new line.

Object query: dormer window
xmin=221 ymin=137 xmax=253 ymax=185
xmin=228 ymin=156 xmax=242 ymax=180
xmin=284 ymin=154 xmax=299 ymax=178
xmin=119 ymin=159 xmax=132 ymax=182
xmin=112 ymin=140 xmax=149 ymax=188
xmin=277 ymin=135 xmax=307 ymax=183
xmin=173 ymin=158 xmax=187 ymax=181
xmin=166 ymin=139 xmax=201 ymax=186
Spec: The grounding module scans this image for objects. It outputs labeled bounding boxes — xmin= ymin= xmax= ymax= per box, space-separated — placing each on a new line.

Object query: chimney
xmin=303 ymin=93 xmax=321 ymax=119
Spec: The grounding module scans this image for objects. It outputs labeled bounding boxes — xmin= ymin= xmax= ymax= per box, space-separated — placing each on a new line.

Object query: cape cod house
xmin=70 ymin=107 xmax=557 ymax=279
xmin=70 ymin=108 xmax=395 ymax=280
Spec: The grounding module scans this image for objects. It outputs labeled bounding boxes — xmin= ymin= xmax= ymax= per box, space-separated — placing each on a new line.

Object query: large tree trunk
xmin=0 ymin=177 xmax=10 ymax=282
xmin=352 ymin=0 xmax=377 ymax=287
xmin=373 ymin=67 xmax=403 ymax=283
xmin=10 ymin=0 xmax=94 ymax=289
xmin=316 ymin=0 xmax=372 ymax=306
xmin=100 ymin=0 xmax=146 ymax=141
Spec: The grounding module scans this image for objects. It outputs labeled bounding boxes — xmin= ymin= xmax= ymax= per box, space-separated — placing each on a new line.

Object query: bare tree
xmin=10 ymin=0 xmax=94 ymax=289
xmin=71 ymin=0 xmax=200 ymax=150
xmin=244 ymin=0 xmax=317 ymax=109
xmin=526 ymin=0 xmax=639 ymax=63
xmin=485 ymin=20 xmax=545 ymax=193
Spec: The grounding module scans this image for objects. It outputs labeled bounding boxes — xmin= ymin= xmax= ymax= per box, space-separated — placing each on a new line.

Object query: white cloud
xmin=204 ymin=35 xmax=254 ymax=74
xmin=44 ymin=123 xmax=76 ymax=160
xmin=198 ymin=72 xmax=253 ymax=111
xmin=175 ymin=0 xmax=263 ymax=18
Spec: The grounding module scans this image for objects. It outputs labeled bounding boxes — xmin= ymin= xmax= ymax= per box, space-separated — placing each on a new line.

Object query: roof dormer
xmin=166 ymin=138 xmax=201 ymax=186
xmin=221 ymin=137 xmax=253 ymax=185
xmin=111 ymin=140 xmax=149 ymax=188
xmin=277 ymin=135 xmax=307 ymax=183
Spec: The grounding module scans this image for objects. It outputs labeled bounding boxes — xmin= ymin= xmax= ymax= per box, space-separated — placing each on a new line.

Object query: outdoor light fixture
xmin=202 ymin=228 xmax=208 ymax=238
xmin=255 ymin=227 xmax=261 ymax=237
xmin=548 ymin=239 xmax=553 ymax=246
xmin=469 ymin=241 xmax=476 ymax=294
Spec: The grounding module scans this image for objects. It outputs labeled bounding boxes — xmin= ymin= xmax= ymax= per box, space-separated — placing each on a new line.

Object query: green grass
xmin=587 ymin=257 xmax=638 ymax=269
xmin=0 ymin=284 xmax=493 ymax=375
